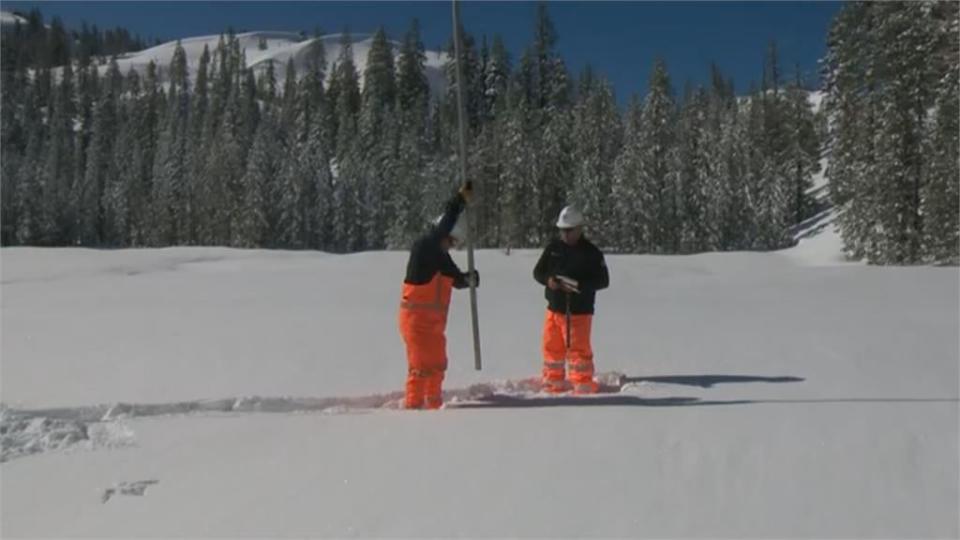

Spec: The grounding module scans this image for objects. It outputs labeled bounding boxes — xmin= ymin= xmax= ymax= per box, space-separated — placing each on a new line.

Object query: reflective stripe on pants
xmin=399 ymin=274 xmax=454 ymax=409
xmin=541 ymin=309 xmax=594 ymax=385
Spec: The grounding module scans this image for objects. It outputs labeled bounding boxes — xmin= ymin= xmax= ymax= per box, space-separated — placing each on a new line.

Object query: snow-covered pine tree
xmin=258 ymin=58 xmax=277 ymax=103
xmin=209 ymin=68 xmax=246 ymax=245
xmin=78 ymin=57 xmax=122 ymax=245
xmin=700 ymin=69 xmax=732 ymax=251
xmin=535 ymin=57 xmax=573 ymax=244
xmin=303 ymin=105 xmax=335 ymax=250
xmin=128 ymin=60 xmax=161 ymax=246
xmin=921 ymin=1 xmax=959 ymax=264
xmin=631 ymin=59 xmax=677 ymax=253
xmin=465 ymin=33 xmax=512 ymax=248
xmin=11 ymin=58 xmax=54 ymax=245
xmin=13 ymin=79 xmax=48 ymax=245
xmin=331 ymin=31 xmax=362 ymax=252
xmin=239 ymin=67 xmax=260 ymax=169
xmin=396 ymin=19 xmax=429 ymax=120
xmin=272 ymin=62 xmax=303 ymax=248
xmin=66 ymin=61 xmax=99 ymax=244
xmin=358 ymin=27 xmax=398 ymax=250
xmin=280 ymin=56 xmax=298 ymax=131
xmin=825 ymin=2 xmax=947 ymax=264
xmin=483 ymin=34 xmax=511 ymax=119
xmin=43 ymin=58 xmax=76 ymax=244
xmin=740 ymin=85 xmax=767 ymax=248
xmin=363 ymin=27 xmax=396 ymax=107
xmin=822 ymin=2 xmax=866 ymax=257
xmin=444 ymin=25 xmax=482 ymax=134
xmin=611 ymin=94 xmax=643 ymax=252
xmin=148 ymin=41 xmax=190 ymax=245
xmin=674 ymin=86 xmax=710 ymax=253
xmin=236 ymin=109 xmax=278 ymax=248
xmin=169 ymin=41 xmax=192 ymax=244
xmin=718 ymin=99 xmax=752 ymax=250
xmin=273 ymin=59 xmax=329 ymax=249
xmin=0 ymin=62 xmax=25 ymax=244
xmin=531 ymin=2 xmax=557 ymax=111
xmin=388 ymin=19 xmax=432 ymax=249
xmin=3 ymin=56 xmax=33 ymax=242
xmin=752 ymin=42 xmax=793 ymax=250
xmin=784 ymin=66 xmax=821 ymax=226
xmin=101 ymin=68 xmax=142 ymax=246
xmin=857 ymin=4 xmax=930 ymax=263
xmin=182 ymin=45 xmax=211 ymax=244
xmin=497 ymin=67 xmax=540 ymax=249
xmin=569 ymin=73 xmax=621 ymax=248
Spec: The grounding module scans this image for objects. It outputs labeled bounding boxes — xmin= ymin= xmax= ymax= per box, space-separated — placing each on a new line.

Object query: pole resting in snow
xmin=452 ymin=0 xmax=482 ymax=371
xmin=557 ymin=276 xmax=579 ymax=352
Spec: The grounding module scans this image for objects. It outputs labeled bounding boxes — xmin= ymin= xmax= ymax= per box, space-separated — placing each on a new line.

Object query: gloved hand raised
xmin=459 ymin=181 xmax=474 ymax=204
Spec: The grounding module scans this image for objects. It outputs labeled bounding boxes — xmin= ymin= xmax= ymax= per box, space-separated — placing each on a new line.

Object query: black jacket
xmin=404 ymin=193 xmax=471 ymax=289
xmin=533 ymin=237 xmax=609 ymax=314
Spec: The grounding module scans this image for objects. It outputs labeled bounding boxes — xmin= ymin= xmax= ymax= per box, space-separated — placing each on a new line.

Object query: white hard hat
xmin=434 ymin=215 xmax=467 ymax=242
xmin=555 ymin=205 xmax=584 ymax=228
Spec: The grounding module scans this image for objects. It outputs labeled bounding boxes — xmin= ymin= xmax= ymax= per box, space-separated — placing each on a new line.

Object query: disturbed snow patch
xmin=0 ymin=373 xmax=631 ymax=461
xmin=101 ymin=479 xmax=159 ymax=504
xmin=0 ymin=407 xmax=135 ymax=462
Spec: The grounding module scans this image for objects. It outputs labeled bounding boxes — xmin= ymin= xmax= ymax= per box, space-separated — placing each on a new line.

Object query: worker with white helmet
xmin=532 ymin=205 xmax=610 ymax=394
xmin=398 ymin=183 xmax=479 ymax=409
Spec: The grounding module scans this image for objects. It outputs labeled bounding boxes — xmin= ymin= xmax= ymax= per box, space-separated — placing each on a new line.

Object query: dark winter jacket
xmin=533 ymin=237 xmax=609 ymax=314
xmin=404 ymin=193 xmax=473 ymax=289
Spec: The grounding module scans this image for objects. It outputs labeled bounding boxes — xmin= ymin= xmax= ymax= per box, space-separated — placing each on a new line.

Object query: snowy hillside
xmin=2 ymin=245 xmax=957 ymax=537
xmin=92 ymin=30 xmax=447 ymax=94
xmin=0 ymin=9 xmax=28 ymax=31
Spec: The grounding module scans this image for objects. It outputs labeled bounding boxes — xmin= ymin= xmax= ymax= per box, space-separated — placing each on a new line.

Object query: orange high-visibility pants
xmin=399 ymin=274 xmax=454 ymax=409
xmin=542 ymin=309 xmax=597 ymax=394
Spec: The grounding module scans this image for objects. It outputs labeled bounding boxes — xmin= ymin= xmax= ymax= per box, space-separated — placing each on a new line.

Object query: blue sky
xmin=4 ymin=1 xmax=841 ymax=102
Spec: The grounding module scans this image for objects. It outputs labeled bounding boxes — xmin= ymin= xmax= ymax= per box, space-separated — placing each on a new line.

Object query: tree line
xmin=1 ymin=2 xmax=956 ymax=263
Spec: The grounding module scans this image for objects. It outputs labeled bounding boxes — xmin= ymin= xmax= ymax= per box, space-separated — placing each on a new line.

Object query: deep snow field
xmin=1 ymin=227 xmax=957 ymax=538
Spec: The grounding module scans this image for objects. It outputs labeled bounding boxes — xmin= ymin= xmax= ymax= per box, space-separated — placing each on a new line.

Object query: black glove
xmin=453 ymin=270 xmax=479 ymax=289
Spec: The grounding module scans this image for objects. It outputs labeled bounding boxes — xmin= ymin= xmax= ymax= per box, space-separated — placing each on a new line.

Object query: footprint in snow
xmin=101 ymin=479 xmax=159 ymax=504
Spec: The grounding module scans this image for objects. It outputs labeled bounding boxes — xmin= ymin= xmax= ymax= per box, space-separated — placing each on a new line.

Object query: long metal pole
xmin=452 ymin=0 xmax=482 ymax=371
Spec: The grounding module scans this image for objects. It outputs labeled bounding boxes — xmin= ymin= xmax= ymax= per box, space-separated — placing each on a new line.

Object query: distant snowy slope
xmin=99 ymin=31 xmax=447 ymax=95
xmin=0 ymin=10 xmax=28 ymax=31
xmin=116 ymin=31 xmax=303 ymax=75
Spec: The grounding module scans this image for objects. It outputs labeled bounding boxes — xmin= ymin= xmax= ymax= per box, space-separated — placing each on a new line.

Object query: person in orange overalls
xmin=533 ymin=205 xmax=609 ymax=394
xmin=398 ymin=183 xmax=478 ymax=409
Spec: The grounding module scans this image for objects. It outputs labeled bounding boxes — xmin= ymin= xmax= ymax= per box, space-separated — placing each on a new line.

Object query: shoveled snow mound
xmin=96 ymin=31 xmax=446 ymax=95
xmin=0 ymin=409 xmax=135 ymax=462
xmin=1 ymin=247 xmax=957 ymax=537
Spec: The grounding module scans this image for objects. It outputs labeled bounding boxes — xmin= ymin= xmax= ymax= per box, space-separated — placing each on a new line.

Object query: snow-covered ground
xmin=1 ymin=239 xmax=957 ymax=537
